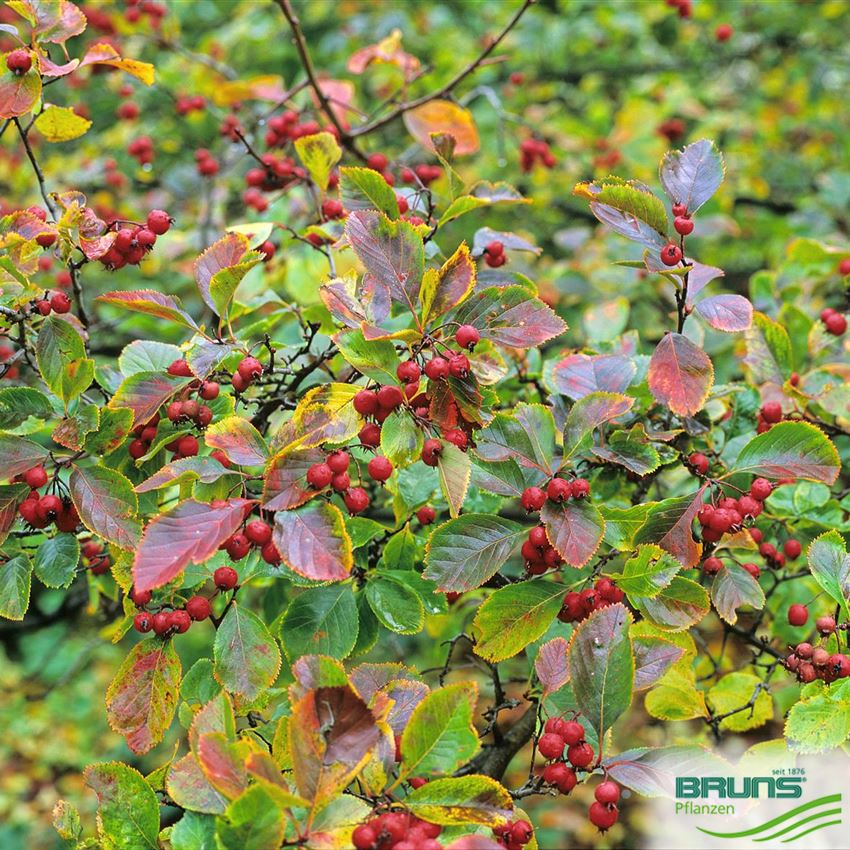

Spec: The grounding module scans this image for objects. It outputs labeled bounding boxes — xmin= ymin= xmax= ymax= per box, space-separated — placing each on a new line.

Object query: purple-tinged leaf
xmin=167 ymin=753 xmax=227 ymax=814
xmin=695 ymin=294 xmax=752 ymax=332
xmin=633 ymin=487 xmax=706 ymax=569
xmin=684 ymin=261 xmax=725 ymax=301
xmin=632 ymin=636 xmax=685 ymax=690
xmin=659 ymin=139 xmax=725 ymax=213
xmin=648 ymin=333 xmax=713 ymax=417
xmin=710 ymin=564 xmax=765 ymax=625
xmin=0 ymin=434 xmax=49 ymax=479
xmin=563 ymin=392 xmax=634 ymax=459
xmin=135 ymin=456 xmax=234 ymax=493
xmin=109 ymin=371 xmax=192 ymax=426
xmin=605 ymin=745 xmax=728 ymax=797
xmin=69 ymin=465 xmax=141 ymax=550
xmin=540 ymin=499 xmax=605 ymax=568
xmin=272 ymin=502 xmax=353 ymax=582
xmin=550 ymin=353 xmax=636 ymax=400
xmin=263 ymin=446 xmax=326 ymax=511
xmin=536 ymin=637 xmax=570 ymax=696
xmin=96 ymin=290 xmax=198 ymax=330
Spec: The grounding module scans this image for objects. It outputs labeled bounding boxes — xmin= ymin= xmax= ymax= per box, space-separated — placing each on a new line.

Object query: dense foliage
xmin=2 ymin=1 xmax=850 ymax=849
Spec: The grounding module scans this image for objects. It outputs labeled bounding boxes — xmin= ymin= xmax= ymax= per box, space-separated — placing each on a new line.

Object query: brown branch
xmin=458 ymin=703 xmax=538 ymax=781
xmin=351 ymin=0 xmax=535 ymax=139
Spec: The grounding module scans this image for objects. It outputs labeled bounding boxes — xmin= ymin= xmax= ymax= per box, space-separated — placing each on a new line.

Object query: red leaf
xmin=109 ymin=371 xmax=192 ymax=426
xmin=272 ymin=502 xmax=353 ymax=581
xmin=14 ymin=0 xmax=86 ymax=43
xmin=96 ymin=290 xmax=198 ymax=330
xmin=133 ymin=498 xmax=256 ymax=592
xmin=197 ymin=733 xmax=248 ymax=799
xmin=69 ymin=465 xmax=141 ymax=550
xmin=167 ymin=753 xmax=227 ymax=814
xmin=263 ymin=447 xmax=325 ymax=511
xmin=0 ymin=63 xmax=41 ymax=119
xmin=320 ymin=273 xmax=392 ymax=330
xmin=541 ymin=499 xmax=605 ymax=567
xmin=633 ymin=486 xmax=707 ymax=569
xmin=551 ymin=353 xmax=636 ymax=400
xmin=535 ymin=637 xmax=570 ymax=696
xmin=106 ymin=639 xmax=181 ymax=754
xmin=647 ymin=333 xmax=713 ymax=417
xmin=694 ymin=294 xmax=752 ymax=332
xmin=205 ymin=415 xmax=269 ymax=466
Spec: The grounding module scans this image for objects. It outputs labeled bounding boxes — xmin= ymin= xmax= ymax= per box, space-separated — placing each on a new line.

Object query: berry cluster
xmin=519 ymin=137 xmax=556 ymax=172
xmin=32 ymin=291 xmax=71 ymax=316
xmin=400 ymin=162 xmax=442 ymax=187
xmin=492 ymin=818 xmax=533 ymax=850
xmin=219 ymin=518 xmax=280 ymax=566
xmin=756 ymin=401 xmax=784 ymax=434
xmin=127 ymin=135 xmax=154 ymax=165
xmin=124 ymin=0 xmax=167 ymax=26
xmin=521 ymin=476 xmax=591 ymax=512
xmin=521 ymin=525 xmax=563 ymax=575
xmin=16 ymin=466 xmax=80 ymax=533
xmin=749 ymin=528 xmax=800 ymax=571
xmin=785 ymin=636 xmax=850 ymax=684
xmin=537 ymin=716 xmax=594 ymax=768
xmin=305 ymin=448 xmax=373 ymax=516
xmin=81 ymin=538 xmax=112 ymax=575
xmin=266 ymin=111 xmax=321 ymax=147
xmin=194 ymin=148 xmax=220 ymax=177
xmin=231 ymin=354 xmax=264 ymax=392
xmin=820 ymin=307 xmax=847 ymax=337
xmin=175 ymin=93 xmax=206 ymax=116
xmin=132 ymin=571 xmax=225 ymax=637
xmin=696 ymin=477 xmax=773 ymax=542
xmin=101 ymin=210 xmax=171 ymax=270
xmin=558 ymin=578 xmax=624 ymax=624
xmin=351 ymin=810 xmax=442 ymax=850
xmin=483 ymin=240 xmax=506 ymax=268
xmin=666 ymin=0 xmax=692 ymax=18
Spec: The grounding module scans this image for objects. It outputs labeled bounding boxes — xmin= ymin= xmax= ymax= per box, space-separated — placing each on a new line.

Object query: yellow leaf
xmin=403 ymin=100 xmax=479 ymax=155
xmin=34 ymin=105 xmax=92 ymax=142
xmin=80 ymin=43 xmax=155 ymax=86
xmin=294 ymin=132 xmax=342 ymax=192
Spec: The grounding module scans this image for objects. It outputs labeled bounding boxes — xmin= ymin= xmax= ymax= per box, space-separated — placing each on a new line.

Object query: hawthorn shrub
xmin=1 ymin=2 xmax=849 ymax=850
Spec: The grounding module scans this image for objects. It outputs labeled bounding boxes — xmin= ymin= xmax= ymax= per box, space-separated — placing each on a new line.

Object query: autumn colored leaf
xmin=540 ymin=499 xmax=605 ymax=568
xmin=633 ymin=487 xmax=706 ymax=569
xmin=109 ymin=371 xmax=192 ymax=426
xmin=535 ymin=637 xmax=570 ymax=696
xmin=694 ymin=294 xmax=752 ymax=332
xmin=0 ymin=433 xmax=49 ymax=479
xmin=83 ymin=763 xmax=160 ymax=849
xmin=96 ymin=290 xmax=199 ymax=331
xmin=33 ymin=104 xmax=91 ymax=142
xmin=0 ymin=59 xmax=41 ymax=118
xmin=272 ymin=501 xmax=353 ymax=582
xmin=421 ymin=242 xmax=475 ymax=322
xmin=69 ymin=464 xmax=141 ymax=550
xmin=404 ymin=99 xmax=480 ymax=155
xmin=205 ymin=415 xmax=269 ymax=466
xmin=659 ymin=139 xmax=725 ymax=213
xmin=550 ymin=353 xmax=636 ymax=400
xmin=132 ymin=498 xmax=255 ymax=592
xmin=406 ymin=775 xmax=513 ymax=826
xmin=647 ymin=332 xmax=714 ymax=417
xmin=262 ymin=446 xmax=326 ymax=511
xmin=79 ymin=42 xmax=155 ymax=84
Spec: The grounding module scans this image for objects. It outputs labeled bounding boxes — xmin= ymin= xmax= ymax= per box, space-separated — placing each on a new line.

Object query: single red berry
xmin=210 ymin=449 xmax=231 ymax=468
xmin=783 ymin=539 xmax=802 ymax=560
xmin=128 ymin=438 xmax=147 ymax=460
xmin=359 ymin=422 xmax=381 ymax=447
xmin=200 ymin=381 xmax=220 ymax=400
xmin=396 ymin=360 xmax=421 ymax=384
xmin=353 ymin=389 xmax=379 ymax=416
xmin=742 ymin=562 xmax=761 ymax=580
xmin=352 ymin=824 xmax=377 ymax=850
xmin=130 ymin=587 xmax=152 ymax=607
xmin=529 ymin=526 xmax=548 ymax=548
xmin=35 ymin=299 xmax=51 ymax=315
xmin=448 ymin=354 xmax=470 ymax=378
xmin=261 ymin=541 xmax=281 ymax=565
xmin=595 ymin=780 xmax=621 ymax=805
xmin=589 ymin=801 xmax=619 ymax=832
xmin=417 ymin=505 xmax=436 ymax=525
xmin=817 ymin=615 xmax=836 ymax=635
xmin=567 ymin=741 xmax=595 ymax=769
xmin=245 ymin=519 xmax=272 ymax=546
xmin=688 ymin=452 xmax=709 ymax=475
xmin=326 ymin=450 xmax=350 ymax=474
xmin=169 ymin=609 xmax=192 ymax=634
xmin=225 ymin=533 xmax=251 ymax=560
xmin=537 ymin=732 xmax=566 ymax=760
xmin=510 ymin=820 xmax=533 ymax=845
xmin=306 ymin=462 xmax=333 ymax=489
xmin=571 ymin=478 xmax=590 ymax=499
xmin=715 ymin=22 xmax=733 ymax=41
xmin=749 ymin=527 xmax=763 ymax=543
xmin=214 ymin=566 xmax=238 ymax=590
xmin=133 ymin=612 xmax=153 ymax=633
xmin=485 ymin=240 xmax=505 ymax=257
xmin=750 ymin=478 xmax=772 ymax=501
xmin=674 ymin=215 xmax=694 ymax=236
xmin=737 ymin=495 xmax=761 ymax=518
xmin=37 ymin=494 xmax=62 ymax=521
xmin=825 ymin=312 xmax=847 ymax=336
xmin=147 ymin=209 xmax=172 ymax=235
xmin=152 ymin=611 xmax=171 ymax=635
xmin=547 ymin=478 xmax=572 ymax=503
xmin=368 ymin=455 xmax=393 ymax=482
xmin=521 ymin=486 xmax=547 ymax=512
xmin=343 ymin=486 xmax=370 ymax=515
xmin=186 ymin=595 xmax=212 ymax=620
xmin=366 ymin=152 xmax=389 ymax=171
xmin=671 ymin=203 xmax=688 ymax=217
xmin=6 ymin=49 xmax=32 ymax=74
xmin=49 ymin=292 xmax=71 ymax=313
xmin=443 ymin=428 xmax=468 ymax=450
xmin=830 ymin=654 xmax=850 ymax=678
xmin=168 ymin=359 xmax=193 ymax=377
xmin=377 ymin=384 xmax=404 ymax=410
xmin=761 ymin=401 xmax=783 ymax=423
xmin=36 ymin=231 xmax=57 ymax=248
xmin=660 ymin=243 xmax=683 ymax=266
xmin=421 ymin=438 xmax=442 ymax=467
xmin=455 ymin=324 xmax=480 ymax=351
xmin=788 ymin=604 xmax=808 ymax=627
xmin=702 ymin=556 xmax=723 ymax=575
xmin=331 ymin=472 xmax=350 ymax=491
xmin=237 ymin=356 xmax=263 ymax=381
xmin=24 ymin=466 xmax=48 ymax=488
xmin=424 ymin=356 xmax=450 ymax=381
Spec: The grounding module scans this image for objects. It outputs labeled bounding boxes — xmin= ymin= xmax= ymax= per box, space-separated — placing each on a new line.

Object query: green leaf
xmin=168 ymin=811 xmax=216 ymax=850
xmin=379 ymin=410 xmax=423 ymax=466
xmin=807 ymin=530 xmax=850 ymax=620
xmin=33 ymin=534 xmax=80 ymax=588
xmin=633 ymin=576 xmax=710 ymax=632
xmin=399 ymin=681 xmax=479 ymax=779
xmin=744 ymin=311 xmax=793 ymax=384
xmin=405 ymin=775 xmax=513 ymax=826
xmin=366 ymin=574 xmax=424 ymax=634
xmin=710 ymin=563 xmax=765 ymax=625
xmin=423 ymin=514 xmax=525 ymax=592
xmin=732 ymin=421 xmax=840 ymax=484
xmin=334 ymin=328 xmax=401 ymax=385
xmin=601 ymin=503 xmax=655 ymax=550
xmin=437 ymin=440 xmax=471 ymax=519
xmin=609 ymin=544 xmax=679 ymax=597
xmin=279 ymin=585 xmax=359 ymax=660
xmin=0 ymin=387 xmax=52 ymax=430
xmin=575 ymin=177 xmax=668 ymax=247
xmin=52 ymin=800 xmax=82 ymax=843
xmin=213 ymin=604 xmax=281 ymax=701
xmin=473 ymin=580 xmax=564 ymax=662
xmin=35 ymin=316 xmax=94 ymax=404
xmin=563 ymin=392 xmax=634 ymax=459
xmin=474 ymin=403 xmax=557 ymax=478
xmin=340 ymin=165 xmax=399 ymax=218
xmin=205 ymin=416 xmax=269 ymax=466
xmin=84 ymin=407 xmax=134 ymax=456
xmin=785 ymin=693 xmax=850 ymax=753
xmin=294 ymin=131 xmax=342 ymax=192
xmin=569 ymin=603 xmax=634 ymax=739
xmin=106 ymin=638 xmax=182 ymax=754
xmin=707 ymin=672 xmax=772 ymax=732
xmin=0 ymin=553 xmax=31 ymax=620
xmin=69 ymin=464 xmax=141 ymax=550
xmin=215 ymin=785 xmax=285 ymax=850
xmin=84 ymin=762 xmax=159 ymax=850
xmin=592 ymin=426 xmax=660 ymax=476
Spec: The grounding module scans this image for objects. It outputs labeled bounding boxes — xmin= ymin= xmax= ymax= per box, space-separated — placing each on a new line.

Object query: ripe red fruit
xmin=128 ymin=438 xmax=147 ymax=459
xmin=237 ymin=356 xmax=263 ymax=381
xmin=35 ymin=299 xmax=51 ymax=316
xmin=7 ymin=49 xmax=32 ymax=75
xmin=742 ymin=562 xmax=761 ymax=580
xmin=261 ymin=541 xmax=281 ymax=565
xmin=761 ymin=401 xmax=783 ymax=423
xmin=547 ymin=478 xmax=571 ymax=503
xmin=788 ymin=604 xmax=809 ymax=627
xmin=366 ymin=152 xmax=389 ymax=171
xmin=359 ymin=422 xmax=381 ymax=447
xmin=368 ymin=455 xmax=393 ymax=481
xmin=589 ymin=801 xmax=619 ymax=832
xmin=326 ymin=450 xmax=350 ymax=473
xmin=169 ymin=609 xmax=192 ymax=634
xmin=702 ymin=556 xmax=723 ymax=575
xmin=674 ymin=215 xmax=694 ymax=236
xmin=839 ymin=259 xmax=850 ymax=276
xmin=537 ymin=732 xmax=566 ymax=760
xmin=567 ymin=741 xmax=595 ymax=769
xmin=214 ymin=566 xmax=238 ymax=590
xmin=377 ymin=384 xmax=404 ymax=409
xmin=199 ymin=381 xmax=220 ymax=400
xmin=177 ymin=435 xmax=199 ymax=457
xmin=421 ymin=438 xmax=442 ymax=467
xmin=455 ymin=324 xmax=480 ymax=351
xmin=133 ymin=612 xmax=153 ymax=633
xmin=671 ymin=202 xmax=688 ymax=217
xmin=783 ymin=539 xmax=802 ymax=560
xmin=352 ymin=824 xmax=377 ymax=850
xmin=543 ymin=761 xmax=577 ymax=794
xmin=688 ymin=452 xmax=709 ymax=475
xmin=443 ymin=428 xmax=468 ymax=450
xmin=331 ymin=472 xmax=350 ymax=491
xmin=660 ymin=243 xmax=683 ymax=266
xmin=353 ymin=389 xmax=378 ymax=416
xmin=245 ymin=519 xmax=272 ymax=546
xmin=225 ymin=533 xmax=251 ymax=560
xmin=510 ymin=820 xmax=533 ymax=845
xmin=416 ymin=505 xmax=436 ymax=525
xmin=210 ymin=449 xmax=231 ymax=468
xmin=24 ymin=466 xmax=48 ymax=488
xmin=48 ymin=292 xmax=71 ymax=314
xmin=521 ymin=486 xmax=546 ymax=512
xmin=168 ymin=359 xmax=193 ymax=377
xmin=529 ymin=526 xmax=548 ymax=548
xmin=424 ymin=356 xmax=450 ymax=381
xmin=152 ymin=611 xmax=171 ymax=635
xmin=816 ymin=615 xmax=836 ymax=635
xmin=147 ymin=209 xmax=172 ymax=235
xmin=448 ymin=354 xmax=470 ymax=378
xmin=824 ymin=312 xmax=847 ymax=336
xmin=715 ymin=22 xmax=733 ymax=41
xmin=595 ymin=780 xmax=621 ymax=804
xmin=750 ymin=478 xmax=772 ymax=501
xmin=830 ymin=654 xmax=850 ymax=678
xmin=37 ymin=494 xmax=62 ymax=521
xmin=130 ymin=587 xmax=152 ymax=607
xmin=396 ymin=360 xmax=421 ymax=384
xmin=571 ymin=478 xmax=590 ymax=499
xmin=343 ymin=486 xmax=370 ymax=515
xmin=186 ymin=596 xmax=212 ymax=620
xmin=306 ymin=462 xmax=333 ymax=489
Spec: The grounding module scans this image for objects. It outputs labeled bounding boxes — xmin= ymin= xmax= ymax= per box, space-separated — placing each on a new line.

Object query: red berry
xmin=737 ymin=495 xmax=761 ymax=518
xmin=37 ymin=494 xmax=62 ymax=521
xmin=152 ymin=611 xmax=171 ymax=635
xmin=742 ymin=562 xmax=761 ymax=580
xmin=245 ymin=519 xmax=272 ymax=546
xmin=147 ymin=209 xmax=172 ymax=235
xmin=359 ymin=422 xmax=381 ymax=447
xmin=396 ymin=360 xmax=421 ymax=384
xmin=660 ymin=243 xmax=683 ymax=266
xmin=353 ymin=389 xmax=379 ymax=416
xmin=443 ymin=428 xmax=468 ymax=450
xmin=168 ymin=359 xmax=193 ymax=377
xmin=344 ymin=487 xmax=370 ymax=515
xmin=377 ymin=384 xmax=404 ymax=410
xmin=368 ymin=455 xmax=393 ymax=481
xmin=214 ymin=566 xmax=238 ymax=590
xmin=547 ymin=478 xmax=571 ymax=503
xmin=537 ymin=732 xmax=565 ymax=760
xmin=485 ymin=240 xmax=504 ymax=257
xmin=455 ymin=324 xmax=480 ymax=351
xmin=200 ymin=381 xmax=220 ymax=400
xmin=595 ymin=780 xmax=621 ymax=804
xmin=186 ymin=595 xmax=212 ymax=620
xmin=417 ymin=506 xmax=436 ymax=525
xmin=352 ymin=824 xmax=376 ymax=850
xmin=366 ymin=152 xmax=388 ymax=171
xmin=421 ymin=438 xmax=442 ymax=467
xmin=715 ymin=22 xmax=733 ymax=41
xmin=169 ymin=609 xmax=192 ymax=633
xmin=24 ymin=466 xmax=48 ymax=488
xmin=48 ymin=292 xmax=71 ymax=313
xmin=6 ymin=49 xmax=32 ymax=75
xmin=448 ymin=354 xmax=470 ymax=378
xmin=567 ymin=741 xmax=595 ymax=769
xmin=306 ymin=462 xmax=333 ymax=489
xmin=571 ymin=478 xmax=590 ymax=499
xmin=177 ymin=435 xmax=198 ymax=457
xmin=510 ymin=820 xmax=533 ymax=845
xmin=521 ymin=486 xmax=546 ymax=512
xmin=424 ymin=357 xmax=450 ymax=381
xmin=128 ymin=438 xmax=147 ymax=459
xmin=237 ymin=356 xmax=263 ymax=381
xmin=817 ymin=615 xmax=836 ymax=635
xmin=702 ymin=556 xmax=723 ymax=575
xmin=825 ymin=312 xmax=847 ymax=336
xmin=688 ymin=452 xmax=709 ymax=475
xmin=543 ymin=761 xmax=577 ymax=793
xmin=210 ymin=449 xmax=231 ymax=468
xmin=327 ymin=450 xmax=350 ymax=473
xmin=674 ymin=215 xmax=694 ymax=236
xmin=788 ymin=604 xmax=808 ymax=627
xmin=750 ymin=478 xmax=772 ymax=501
xmin=589 ymin=801 xmax=619 ymax=832
xmin=331 ymin=472 xmax=350 ymax=491
xmin=261 ymin=541 xmax=281 ymax=565
xmin=749 ymin=527 xmax=763 ymax=543
xmin=672 ymin=203 xmax=688 ymax=217
xmin=130 ymin=587 xmax=152 ymax=607
xmin=761 ymin=401 xmax=783 ymax=423
xmin=225 ymin=533 xmax=251 ymax=560
xmin=529 ymin=526 xmax=548 ymax=548
xmin=783 ymin=539 xmax=802 ymax=560
xmin=134 ymin=612 xmax=153 ymax=633
xmin=829 ymin=654 xmax=850 ymax=678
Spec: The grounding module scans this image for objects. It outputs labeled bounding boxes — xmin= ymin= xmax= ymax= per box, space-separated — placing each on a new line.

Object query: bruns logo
xmin=676 ymin=776 xmax=804 ymax=799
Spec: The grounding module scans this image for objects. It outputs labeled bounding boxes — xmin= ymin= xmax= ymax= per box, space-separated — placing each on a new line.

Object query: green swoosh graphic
xmin=754 ymin=808 xmax=842 ymax=842
xmin=696 ymin=794 xmax=841 ymax=838
xmin=783 ymin=819 xmax=842 ymax=843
